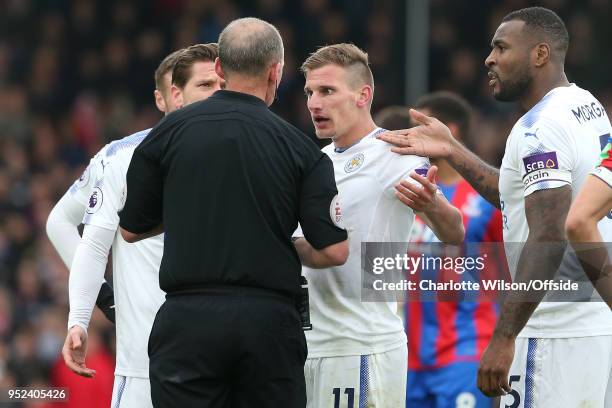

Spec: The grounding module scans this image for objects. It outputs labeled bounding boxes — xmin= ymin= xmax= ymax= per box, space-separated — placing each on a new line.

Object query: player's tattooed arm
xmin=377 ymin=109 xmax=501 ymax=209
xmin=446 ymin=148 xmax=501 ymax=209
xmin=478 ymin=186 xmax=570 ymax=397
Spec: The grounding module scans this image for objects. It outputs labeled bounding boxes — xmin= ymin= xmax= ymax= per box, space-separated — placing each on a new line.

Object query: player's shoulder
xmin=105 ymin=128 xmax=151 ymax=160
xmin=520 ymin=84 xmax=604 ymax=131
xmin=360 ymin=127 xmax=397 ymax=154
xmin=512 ymin=104 xmax=571 ymax=148
xmin=367 ymin=128 xmax=429 ymax=167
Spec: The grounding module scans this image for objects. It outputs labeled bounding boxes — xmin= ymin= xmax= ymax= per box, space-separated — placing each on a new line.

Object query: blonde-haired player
xmin=299 ymin=43 xmax=464 ymax=407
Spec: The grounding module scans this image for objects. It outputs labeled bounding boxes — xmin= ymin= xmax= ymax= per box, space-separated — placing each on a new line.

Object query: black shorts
xmin=148 ymin=287 xmax=307 ymax=408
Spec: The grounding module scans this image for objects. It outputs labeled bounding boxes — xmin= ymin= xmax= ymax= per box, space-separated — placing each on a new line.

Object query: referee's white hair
xmin=218 ymin=17 xmax=284 ymax=77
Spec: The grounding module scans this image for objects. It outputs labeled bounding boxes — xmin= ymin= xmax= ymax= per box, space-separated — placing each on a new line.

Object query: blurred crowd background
xmin=0 ymin=0 xmax=611 ymax=405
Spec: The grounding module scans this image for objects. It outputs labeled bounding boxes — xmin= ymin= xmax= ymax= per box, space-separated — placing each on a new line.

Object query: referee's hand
xmin=62 ymin=325 xmax=96 ymax=378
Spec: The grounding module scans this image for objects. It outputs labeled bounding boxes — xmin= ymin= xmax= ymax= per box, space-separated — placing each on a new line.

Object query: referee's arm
xmin=293 ymin=237 xmax=348 ymax=268
xmin=119 ymin=146 xmax=164 ymax=241
xmin=121 ymin=223 xmax=164 ymax=243
xmin=296 ymin=155 xmax=349 ymax=267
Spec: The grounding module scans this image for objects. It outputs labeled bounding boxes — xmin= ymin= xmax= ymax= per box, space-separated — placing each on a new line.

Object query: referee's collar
xmin=212 ymin=90 xmax=268 ymax=107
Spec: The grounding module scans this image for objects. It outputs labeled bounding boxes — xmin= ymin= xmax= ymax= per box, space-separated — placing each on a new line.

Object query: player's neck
xmin=333 ymin=117 xmax=377 ymax=149
xmin=520 ymin=70 xmax=570 ymax=112
xmin=432 ymin=158 xmax=463 ymax=185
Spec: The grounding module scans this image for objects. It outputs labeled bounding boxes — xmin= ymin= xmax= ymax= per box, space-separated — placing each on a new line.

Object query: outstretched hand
xmin=377 ymin=109 xmax=456 ymax=158
xmin=62 ymin=325 xmax=96 ymax=378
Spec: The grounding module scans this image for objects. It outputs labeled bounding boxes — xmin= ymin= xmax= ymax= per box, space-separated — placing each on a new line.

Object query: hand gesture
xmin=62 ymin=325 xmax=96 ymax=378
xmin=377 ymin=109 xmax=456 ymax=159
xmin=395 ymin=166 xmax=440 ymax=213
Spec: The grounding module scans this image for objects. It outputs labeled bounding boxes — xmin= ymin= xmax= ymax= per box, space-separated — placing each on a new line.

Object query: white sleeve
xmin=67 ymin=224 xmax=115 ymax=331
xmin=46 ymin=191 xmax=87 ymax=268
xmin=69 ymin=154 xmax=102 ymax=206
xmin=518 ymin=117 xmax=574 ymax=196
xmin=591 ymin=166 xmax=612 ymax=188
xmin=82 ymin=153 xmax=126 ymax=230
xmin=376 ymin=150 xmax=430 ymax=197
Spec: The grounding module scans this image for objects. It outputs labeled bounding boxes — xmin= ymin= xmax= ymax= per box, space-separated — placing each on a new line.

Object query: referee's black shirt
xmin=119 ymin=90 xmax=347 ymax=298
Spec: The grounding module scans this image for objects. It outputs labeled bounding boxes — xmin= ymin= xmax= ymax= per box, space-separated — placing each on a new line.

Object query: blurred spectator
xmin=50 ymin=327 xmax=114 ymax=408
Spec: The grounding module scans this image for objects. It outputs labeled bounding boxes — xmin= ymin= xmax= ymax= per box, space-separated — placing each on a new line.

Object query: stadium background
xmin=0 ymin=0 xmax=611 ymax=406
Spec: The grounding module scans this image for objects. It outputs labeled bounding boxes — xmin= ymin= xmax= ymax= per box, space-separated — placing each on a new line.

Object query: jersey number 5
xmin=505 ymin=375 xmax=521 ymax=408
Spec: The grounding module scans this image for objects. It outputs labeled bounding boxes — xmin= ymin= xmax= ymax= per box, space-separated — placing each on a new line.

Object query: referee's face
xmin=174 ymin=61 xmax=225 ymax=108
xmin=304 ymin=64 xmax=363 ymax=140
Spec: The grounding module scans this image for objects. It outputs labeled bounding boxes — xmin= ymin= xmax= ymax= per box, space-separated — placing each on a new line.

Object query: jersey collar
xmin=333 ymin=127 xmax=385 ymax=153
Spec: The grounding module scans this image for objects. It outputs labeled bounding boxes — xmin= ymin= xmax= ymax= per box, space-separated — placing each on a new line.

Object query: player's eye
xmin=304 ymin=89 xmax=312 ymax=98
xmin=323 ymin=88 xmax=333 ymax=95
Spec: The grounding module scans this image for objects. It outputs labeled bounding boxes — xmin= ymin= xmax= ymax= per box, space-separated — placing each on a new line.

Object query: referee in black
xmin=118 ymin=17 xmax=349 ymax=408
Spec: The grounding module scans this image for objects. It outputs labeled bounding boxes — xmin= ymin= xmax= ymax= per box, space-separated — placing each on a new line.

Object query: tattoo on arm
xmin=447 ymin=146 xmax=501 ymax=208
xmin=494 ymin=186 xmax=571 ymax=338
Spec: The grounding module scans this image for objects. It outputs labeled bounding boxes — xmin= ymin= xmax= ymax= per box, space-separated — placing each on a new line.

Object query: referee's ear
xmin=270 ymin=61 xmax=283 ymax=83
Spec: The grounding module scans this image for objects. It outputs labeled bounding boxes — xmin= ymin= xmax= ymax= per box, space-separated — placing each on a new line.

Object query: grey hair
xmin=218 ymin=17 xmax=284 ymax=77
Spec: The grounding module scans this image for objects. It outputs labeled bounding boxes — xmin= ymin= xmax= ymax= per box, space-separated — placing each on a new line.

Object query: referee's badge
xmin=344 ymin=153 xmax=365 ymax=173
xmin=329 ymin=194 xmax=343 ymax=228
xmin=86 ymin=187 xmax=103 ymax=214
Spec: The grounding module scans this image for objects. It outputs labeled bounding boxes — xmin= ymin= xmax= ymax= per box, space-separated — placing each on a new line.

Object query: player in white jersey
xmin=45 ymin=48 xmax=187 ymax=330
xmin=47 ymin=44 xmax=224 ymax=408
xmin=378 ymin=7 xmax=612 ymax=407
xmin=298 ymin=43 xmax=465 ymax=407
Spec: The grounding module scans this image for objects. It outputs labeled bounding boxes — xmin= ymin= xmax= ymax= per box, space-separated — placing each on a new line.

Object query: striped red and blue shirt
xmin=406 ymin=179 xmax=503 ymax=370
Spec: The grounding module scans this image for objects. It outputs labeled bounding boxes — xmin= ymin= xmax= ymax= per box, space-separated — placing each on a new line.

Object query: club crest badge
xmin=344 ymin=153 xmax=365 ymax=173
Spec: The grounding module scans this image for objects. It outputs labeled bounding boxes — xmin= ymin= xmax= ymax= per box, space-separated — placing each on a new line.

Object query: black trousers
xmin=148 ymin=288 xmax=307 ymax=408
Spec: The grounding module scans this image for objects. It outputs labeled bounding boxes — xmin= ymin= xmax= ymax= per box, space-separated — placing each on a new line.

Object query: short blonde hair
xmin=300 ymin=43 xmax=374 ymax=90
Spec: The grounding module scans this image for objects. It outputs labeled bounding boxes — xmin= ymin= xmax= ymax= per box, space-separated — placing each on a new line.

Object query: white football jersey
xmin=69 ymin=144 xmax=110 ymax=206
xmin=303 ymin=128 xmax=429 ymax=358
xmin=499 ymin=84 xmax=612 ymax=337
xmin=82 ymin=129 xmax=166 ymax=378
